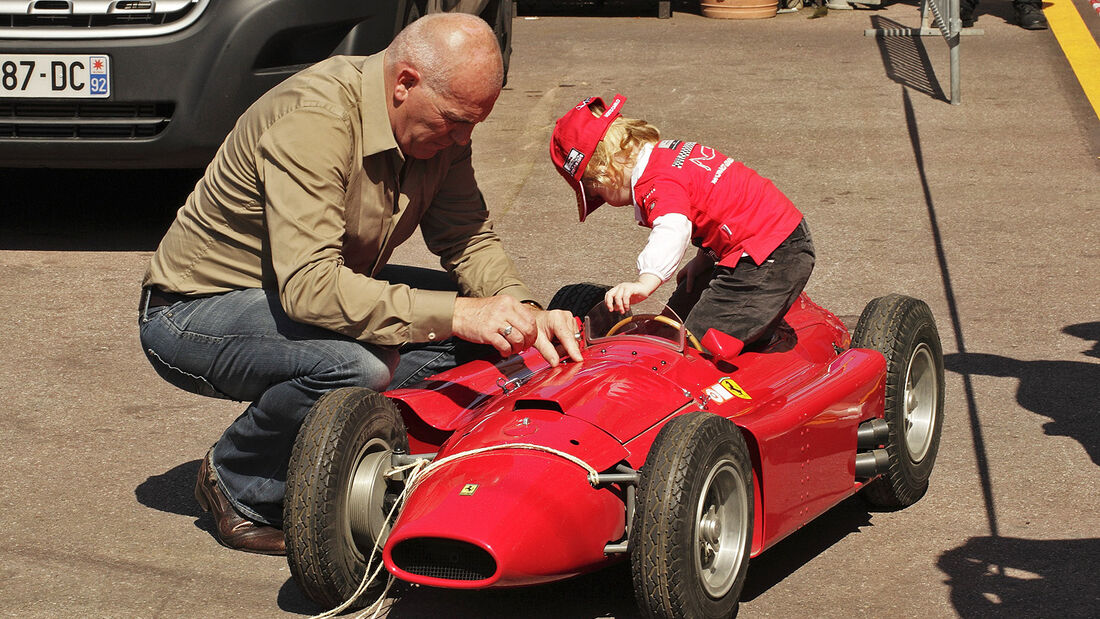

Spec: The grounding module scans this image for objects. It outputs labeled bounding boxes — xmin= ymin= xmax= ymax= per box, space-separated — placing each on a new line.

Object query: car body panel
xmin=384 ymin=418 xmax=628 ymax=587
xmin=382 ymin=293 xmax=888 ymax=588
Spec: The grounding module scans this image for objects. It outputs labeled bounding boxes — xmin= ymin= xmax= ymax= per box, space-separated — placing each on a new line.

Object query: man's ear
xmin=393 ymin=66 xmax=420 ymax=103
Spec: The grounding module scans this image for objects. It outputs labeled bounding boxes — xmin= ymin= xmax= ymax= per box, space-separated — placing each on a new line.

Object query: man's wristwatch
xmin=521 ymin=300 xmax=543 ymax=310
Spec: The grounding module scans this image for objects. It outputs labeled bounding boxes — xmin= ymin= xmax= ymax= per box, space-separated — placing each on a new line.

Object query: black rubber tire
xmin=548 ymin=282 xmax=630 ymax=337
xmin=548 ymin=282 xmax=611 ymax=316
xmin=851 ymin=294 xmax=945 ymax=509
xmin=284 ymin=387 xmax=409 ymax=610
xmin=631 ymin=412 xmax=754 ymax=619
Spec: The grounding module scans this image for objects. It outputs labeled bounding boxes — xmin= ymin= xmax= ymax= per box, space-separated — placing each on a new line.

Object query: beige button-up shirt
xmin=144 ymin=52 xmax=532 ymax=346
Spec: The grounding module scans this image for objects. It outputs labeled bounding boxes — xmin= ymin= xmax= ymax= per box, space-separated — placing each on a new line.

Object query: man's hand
xmin=530 ymin=306 xmax=584 ymax=366
xmin=452 ymin=296 xmax=583 ymax=365
xmin=605 ymin=273 xmax=662 ymax=314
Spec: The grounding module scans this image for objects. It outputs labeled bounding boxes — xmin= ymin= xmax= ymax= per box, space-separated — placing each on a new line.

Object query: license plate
xmin=0 ymin=54 xmax=110 ymax=98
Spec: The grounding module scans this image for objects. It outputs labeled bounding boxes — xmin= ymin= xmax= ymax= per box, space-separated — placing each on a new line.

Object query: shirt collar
xmin=359 ymin=52 xmax=402 ymax=161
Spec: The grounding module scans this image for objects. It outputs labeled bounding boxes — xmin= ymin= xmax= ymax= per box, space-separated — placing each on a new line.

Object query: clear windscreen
xmin=583 ymin=303 xmax=688 ymax=352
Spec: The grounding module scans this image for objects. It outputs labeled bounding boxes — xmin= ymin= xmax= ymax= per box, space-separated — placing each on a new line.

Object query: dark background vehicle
xmin=0 ymin=0 xmax=512 ymax=169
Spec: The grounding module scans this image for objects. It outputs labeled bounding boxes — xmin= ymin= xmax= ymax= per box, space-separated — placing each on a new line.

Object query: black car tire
xmin=284 ymin=387 xmax=409 ymax=609
xmin=851 ymin=294 xmax=945 ymax=508
xmin=548 ymin=282 xmax=612 ymax=317
xmin=631 ymin=412 xmax=754 ymax=619
xmin=548 ymin=282 xmax=629 ymax=337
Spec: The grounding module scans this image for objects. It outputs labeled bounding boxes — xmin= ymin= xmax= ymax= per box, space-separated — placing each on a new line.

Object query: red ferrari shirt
xmin=633 ymin=140 xmax=803 ymax=267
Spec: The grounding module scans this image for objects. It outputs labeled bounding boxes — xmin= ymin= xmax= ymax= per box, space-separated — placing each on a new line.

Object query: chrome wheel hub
xmin=694 ymin=460 xmax=748 ymax=598
xmin=346 ymin=438 xmax=393 ymax=557
xmin=903 ymin=343 xmax=938 ymax=462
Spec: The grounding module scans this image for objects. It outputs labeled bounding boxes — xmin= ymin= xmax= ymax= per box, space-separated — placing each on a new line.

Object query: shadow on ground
xmin=277 ymin=578 xmax=326 ymax=616
xmin=135 ymin=458 xmax=227 ymax=543
xmin=279 ymin=562 xmax=642 ymax=619
xmin=944 ymin=322 xmax=1100 ymax=467
xmin=869 ymin=15 xmax=948 ymax=102
xmin=938 ymin=536 xmax=1100 ymax=617
xmin=0 ymin=168 xmax=199 ymax=251
xmin=272 ymin=493 xmax=875 ymax=616
xmin=742 ymin=495 xmax=873 ymax=600
xmin=135 ymin=459 xmax=205 ymax=518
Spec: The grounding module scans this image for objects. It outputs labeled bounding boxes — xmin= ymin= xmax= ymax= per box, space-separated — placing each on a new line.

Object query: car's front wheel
xmin=631 ymin=412 xmax=753 ymax=619
xmin=284 ymin=387 xmax=409 ymax=610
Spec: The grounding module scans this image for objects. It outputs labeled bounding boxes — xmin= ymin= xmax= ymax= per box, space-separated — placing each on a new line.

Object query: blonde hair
xmin=584 ymin=103 xmax=660 ymax=190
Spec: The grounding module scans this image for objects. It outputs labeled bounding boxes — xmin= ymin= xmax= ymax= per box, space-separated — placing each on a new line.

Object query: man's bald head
xmin=385 ymin=13 xmax=504 ymax=102
xmin=383 ymin=13 xmax=504 ymax=159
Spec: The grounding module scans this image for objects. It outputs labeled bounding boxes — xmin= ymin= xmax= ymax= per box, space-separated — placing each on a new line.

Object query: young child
xmin=549 ymin=94 xmax=815 ymax=349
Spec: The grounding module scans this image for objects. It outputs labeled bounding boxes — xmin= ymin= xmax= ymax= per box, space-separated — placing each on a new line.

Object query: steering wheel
xmin=606 ymin=314 xmax=704 ymax=352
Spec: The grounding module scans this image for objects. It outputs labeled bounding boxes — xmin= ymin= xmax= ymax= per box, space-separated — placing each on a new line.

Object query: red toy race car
xmin=282 ymin=284 xmax=945 ymax=619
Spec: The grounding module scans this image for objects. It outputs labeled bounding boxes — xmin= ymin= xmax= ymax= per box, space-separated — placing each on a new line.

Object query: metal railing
xmin=865 ymin=0 xmax=983 ymax=104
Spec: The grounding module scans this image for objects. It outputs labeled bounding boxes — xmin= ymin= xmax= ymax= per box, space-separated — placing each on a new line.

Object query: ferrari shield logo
xmin=704 ymin=377 xmax=752 ymax=404
xmin=720 ymin=378 xmax=751 ymax=399
xmin=459 ymin=484 xmax=479 ymax=496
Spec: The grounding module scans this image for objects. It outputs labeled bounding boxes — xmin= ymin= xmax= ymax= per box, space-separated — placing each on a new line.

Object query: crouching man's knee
xmin=324 ymin=341 xmax=401 ymax=393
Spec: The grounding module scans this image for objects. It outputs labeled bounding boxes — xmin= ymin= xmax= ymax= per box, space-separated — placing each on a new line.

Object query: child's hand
xmin=605 ymin=274 xmax=662 ymax=314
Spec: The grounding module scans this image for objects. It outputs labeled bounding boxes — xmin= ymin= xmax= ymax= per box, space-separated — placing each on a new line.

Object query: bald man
xmin=138 ymin=14 xmax=580 ymax=555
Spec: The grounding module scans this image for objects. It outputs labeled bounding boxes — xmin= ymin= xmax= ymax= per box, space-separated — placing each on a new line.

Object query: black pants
xmin=667 ymin=218 xmax=815 ymax=347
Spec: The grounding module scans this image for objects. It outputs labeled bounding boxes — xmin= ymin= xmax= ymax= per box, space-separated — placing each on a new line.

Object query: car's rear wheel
xmin=851 ymin=294 xmax=945 ymax=508
xmin=631 ymin=412 xmax=753 ymax=619
xmin=284 ymin=387 xmax=409 ymax=609
xmin=549 ymin=282 xmax=611 ymax=315
xmin=549 ymin=282 xmax=629 ymax=337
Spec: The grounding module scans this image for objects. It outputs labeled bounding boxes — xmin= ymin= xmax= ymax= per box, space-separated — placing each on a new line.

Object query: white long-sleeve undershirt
xmin=637 ymin=214 xmax=692 ymax=281
xmin=630 ymin=142 xmax=691 ymax=282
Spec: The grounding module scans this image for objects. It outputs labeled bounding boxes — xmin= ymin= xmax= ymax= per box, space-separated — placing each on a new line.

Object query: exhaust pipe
xmin=855 ymin=449 xmax=890 ymax=479
xmin=857 ymin=418 xmax=890 ymax=449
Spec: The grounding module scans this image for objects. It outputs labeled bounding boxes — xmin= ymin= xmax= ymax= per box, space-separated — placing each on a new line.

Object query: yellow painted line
xmin=1045 ymin=0 xmax=1100 ymax=120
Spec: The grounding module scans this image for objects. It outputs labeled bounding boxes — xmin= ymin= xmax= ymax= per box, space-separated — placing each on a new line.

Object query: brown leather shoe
xmin=194 ymin=450 xmax=286 ymax=555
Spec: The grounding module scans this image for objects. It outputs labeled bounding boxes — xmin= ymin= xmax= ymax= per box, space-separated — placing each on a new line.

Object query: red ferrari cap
xmin=550 ymin=94 xmax=626 ymax=222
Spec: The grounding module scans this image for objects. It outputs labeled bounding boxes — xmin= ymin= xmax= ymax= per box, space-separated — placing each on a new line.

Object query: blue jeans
xmin=137 ymin=268 xmax=474 ymax=526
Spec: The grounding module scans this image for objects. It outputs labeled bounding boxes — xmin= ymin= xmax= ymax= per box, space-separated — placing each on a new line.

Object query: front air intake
xmin=390 ymin=537 xmax=496 ymax=582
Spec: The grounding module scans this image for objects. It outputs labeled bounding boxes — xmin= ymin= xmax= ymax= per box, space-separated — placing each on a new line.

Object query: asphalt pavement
xmin=1 ymin=3 xmax=1098 ymax=617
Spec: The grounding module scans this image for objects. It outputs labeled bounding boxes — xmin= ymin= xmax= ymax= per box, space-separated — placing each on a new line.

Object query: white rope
xmin=308 ymin=442 xmax=603 ymax=617
xmin=407 ymin=442 xmax=602 ymax=491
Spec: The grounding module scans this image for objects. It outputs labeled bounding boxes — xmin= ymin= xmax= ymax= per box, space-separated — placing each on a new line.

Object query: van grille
xmin=0 ymin=101 xmax=172 ymax=138
xmin=0 ymin=0 xmax=208 ymax=39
